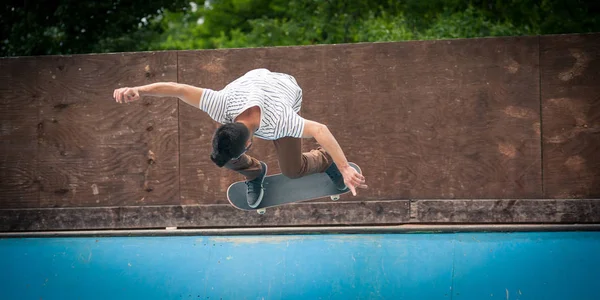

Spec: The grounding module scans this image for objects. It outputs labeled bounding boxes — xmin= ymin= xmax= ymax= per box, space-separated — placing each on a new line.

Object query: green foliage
xmin=1 ymin=0 xmax=599 ymax=56
xmin=356 ymin=12 xmax=415 ymax=42
xmin=421 ymin=6 xmax=536 ymax=40
xmin=149 ymin=0 xmax=599 ymax=51
xmin=0 ymin=0 xmax=188 ymax=57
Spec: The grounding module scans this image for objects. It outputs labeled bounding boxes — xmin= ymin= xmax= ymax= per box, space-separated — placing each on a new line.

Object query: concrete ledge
xmin=1 ymin=224 xmax=599 ymax=238
xmin=2 ymin=199 xmax=600 ymax=232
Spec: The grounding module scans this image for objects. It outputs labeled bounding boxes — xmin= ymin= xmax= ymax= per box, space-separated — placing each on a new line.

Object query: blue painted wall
xmin=1 ymin=232 xmax=599 ymax=300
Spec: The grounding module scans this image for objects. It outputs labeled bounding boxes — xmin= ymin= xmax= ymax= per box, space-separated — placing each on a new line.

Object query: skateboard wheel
xmin=257 ymin=209 xmax=266 ymax=215
xmin=331 ymin=195 xmax=340 ymax=201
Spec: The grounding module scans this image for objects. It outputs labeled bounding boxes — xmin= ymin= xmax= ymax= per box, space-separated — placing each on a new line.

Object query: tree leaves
xmin=148 ymin=0 xmax=600 ymax=52
xmin=1 ymin=0 xmax=598 ymax=57
xmin=0 ymin=0 xmax=188 ymax=56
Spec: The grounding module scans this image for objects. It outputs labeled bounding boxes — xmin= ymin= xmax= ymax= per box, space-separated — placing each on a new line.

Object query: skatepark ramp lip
xmin=1 ymin=224 xmax=599 ymax=238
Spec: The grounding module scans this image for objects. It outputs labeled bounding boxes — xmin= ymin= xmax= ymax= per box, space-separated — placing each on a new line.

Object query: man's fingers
xmin=123 ymin=88 xmax=138 ymax=103
xmin=350 ymin=185 xmax=357 ymax=196
xmin=114 ymin=88 xmax=135 ymax=103
xmin=354 ymin=173 xmax=365 ymax=182
xmin=352 ymin=175 xmax=365 ymax=185
xmin=347 ymin=174 xmax=367 ymax=194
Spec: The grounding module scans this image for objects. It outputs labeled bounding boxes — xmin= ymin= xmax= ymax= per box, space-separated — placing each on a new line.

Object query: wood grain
xmin=35 ymin=52 xmax=179 ymax=207
xmin=0 ymin=200 xmax=410 ymax=231
xmin=411 ymin=199 xmax=600 ymax=223
xmin=4 ymin=34 xmax=600 ymax=231
xmin=178 ymin=51 xmax=245 ymax=205
xmin=179 ymin=36 xmax=541 ymax=205
xmin=0 ymin=57 xmax=40 ymax=208
xmin=313 ymin=38 xmax=542 ymax=200
xmin=541 ymin=33 xmax=600 ymax=198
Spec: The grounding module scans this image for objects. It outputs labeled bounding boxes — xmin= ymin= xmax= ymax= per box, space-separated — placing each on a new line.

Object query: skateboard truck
xmin=254 ymin=194 xmax=341 ymax=214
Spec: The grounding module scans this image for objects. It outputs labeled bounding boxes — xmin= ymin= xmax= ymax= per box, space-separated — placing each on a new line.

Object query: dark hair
xmin=210 ymin=122 xmax=250 ymax=167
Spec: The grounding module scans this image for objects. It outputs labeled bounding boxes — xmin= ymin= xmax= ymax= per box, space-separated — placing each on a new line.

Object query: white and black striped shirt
xmin=200 ymin=69 xmax=305 ymax=140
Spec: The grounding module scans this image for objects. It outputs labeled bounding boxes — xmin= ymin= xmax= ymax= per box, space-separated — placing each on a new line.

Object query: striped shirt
xmin=199 ymin=68 xmax=305 ymax=140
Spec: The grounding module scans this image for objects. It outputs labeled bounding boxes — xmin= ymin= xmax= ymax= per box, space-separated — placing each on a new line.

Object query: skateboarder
xmin=113 ymin=68 xmax=367 ymax=208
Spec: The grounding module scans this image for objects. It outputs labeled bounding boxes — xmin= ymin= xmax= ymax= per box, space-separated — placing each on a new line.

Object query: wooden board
xmin=177 ymin=51 xmax=247 ymax=205
xmin=0 ymin=201 xmax=410 ymax=231
xmin=178 ymin=36 xmax=541 ymax=204
xmin=411 ymin=199 xmax=600 ymax=223
xmin=35 ymin=52 xmax=180 ymax=207
xmin=2 ymin=198 xmax=600 ymax=231
xmin=3 ymin=34 xmax=600 ymax=231
xmin=0 ymin=58 xmax=40 ymax=208
xmin=541 ymin=33 xmax=600 ymax=198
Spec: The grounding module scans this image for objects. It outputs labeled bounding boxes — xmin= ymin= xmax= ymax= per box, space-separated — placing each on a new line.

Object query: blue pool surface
xmin=1 ymin=231 xmax=599 ymax=300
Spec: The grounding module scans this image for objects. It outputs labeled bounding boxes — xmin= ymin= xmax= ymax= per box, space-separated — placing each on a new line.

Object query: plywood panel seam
xmin=36 ymin=70 xmax=41 ymax=208
xmin=176 ymin=51 xmax=182 ymax=206
xmin=538 ymin=35 xmax=545 ymax=197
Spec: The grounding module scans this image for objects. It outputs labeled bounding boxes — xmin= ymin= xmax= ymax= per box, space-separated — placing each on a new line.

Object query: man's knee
xmin=281 ymin=167 xmax=303 ymax=179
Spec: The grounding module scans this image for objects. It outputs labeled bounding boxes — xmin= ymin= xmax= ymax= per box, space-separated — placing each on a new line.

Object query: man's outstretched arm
xmin=113 ymin=82 xmax=204 ymax=108
xmin=302 ymin=120 xmax=367 ymax=195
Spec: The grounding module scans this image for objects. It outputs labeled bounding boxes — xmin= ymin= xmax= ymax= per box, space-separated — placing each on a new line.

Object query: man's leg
xmin=273 ymin=137 xmax=332 ymax=179
xmin=224 ymin=154 xmax=267 ymax=208
xmin=223 ymin=154 xmax=263 ymax=181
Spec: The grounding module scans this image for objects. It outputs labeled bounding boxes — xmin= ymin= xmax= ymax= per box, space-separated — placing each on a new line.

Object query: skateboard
xmin=227 ymin=162 xmax=362 ymax=214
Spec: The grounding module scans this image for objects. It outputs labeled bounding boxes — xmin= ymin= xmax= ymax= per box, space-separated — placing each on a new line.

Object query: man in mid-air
xmin=113 ymin=68 xmax=366 ymax=208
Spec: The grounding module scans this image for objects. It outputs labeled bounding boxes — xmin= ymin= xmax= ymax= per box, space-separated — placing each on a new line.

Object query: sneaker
xmin=325 ymin=163 xmax=347 ymax=191
xmin=246 ymin=161 xmax=267 ymax=208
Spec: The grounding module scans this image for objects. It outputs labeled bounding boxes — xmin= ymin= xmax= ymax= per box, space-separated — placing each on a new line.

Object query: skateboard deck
xmin=227 ymin=162 xmax=361 ymax=214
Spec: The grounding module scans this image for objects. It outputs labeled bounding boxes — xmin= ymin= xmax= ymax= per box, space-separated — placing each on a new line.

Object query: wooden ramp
xmin=0 ymin=33 xmax=599 ymax=231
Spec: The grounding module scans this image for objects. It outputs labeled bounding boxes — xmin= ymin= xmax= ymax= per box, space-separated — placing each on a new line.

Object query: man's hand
xmin=113 ymin=87 xmax=140 ymax=103
xmin=340 ymin=165 xmax=367 ymax=196
xmin=112 ymin=83 xmax=203 ymax=108
xmin=302 ymin=120 xmax=368 ymax=196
